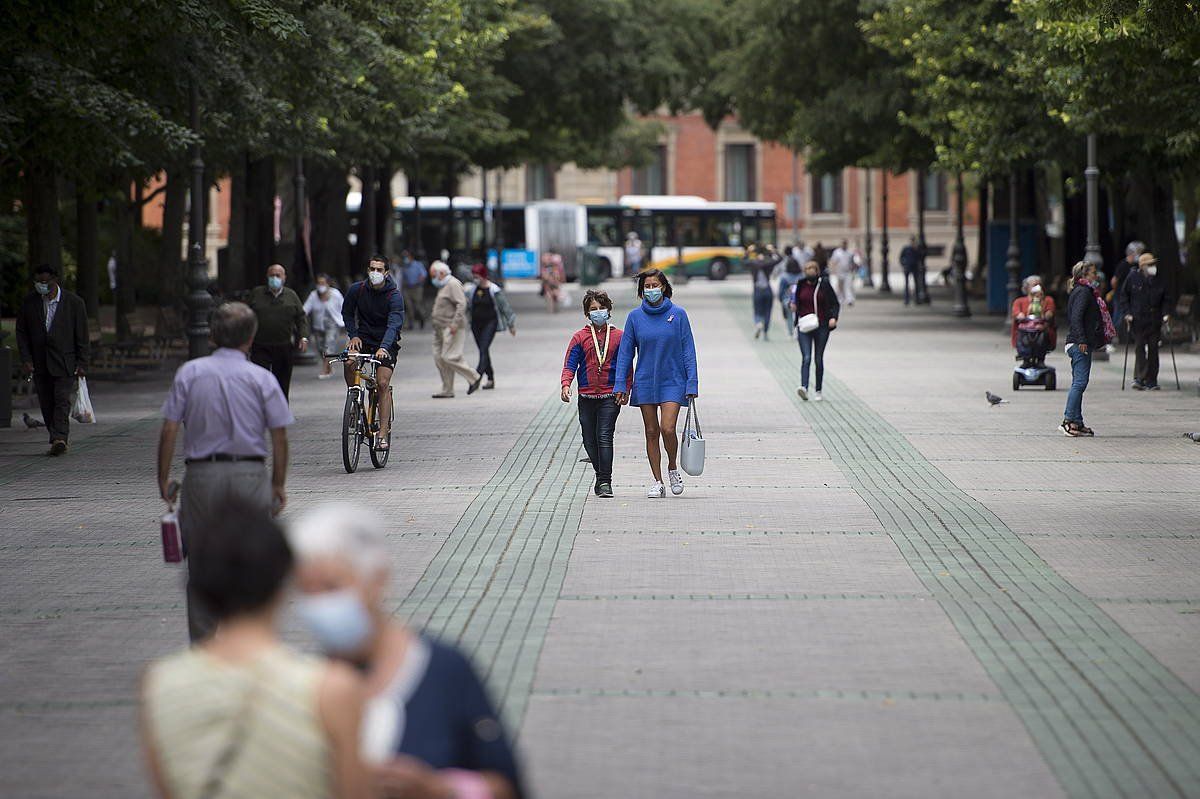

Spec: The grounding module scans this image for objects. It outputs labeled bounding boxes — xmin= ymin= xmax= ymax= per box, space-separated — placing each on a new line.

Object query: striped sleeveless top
xmin=143 ymin=645 xmax=330 ymax=799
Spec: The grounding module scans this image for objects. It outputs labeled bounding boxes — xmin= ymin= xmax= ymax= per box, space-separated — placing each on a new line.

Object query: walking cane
xmin=1121 ymin=318 xmax=1132 ymax=390
xmin=1166 ymin=318 xmax=1181 ymax=390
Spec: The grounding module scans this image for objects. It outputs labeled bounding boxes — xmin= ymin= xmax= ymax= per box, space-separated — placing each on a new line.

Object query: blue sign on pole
xmin=501 ymin=249 xmax=538 ymax=278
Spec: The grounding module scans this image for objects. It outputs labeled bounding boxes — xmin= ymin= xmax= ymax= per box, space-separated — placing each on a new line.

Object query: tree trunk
xmin=1130 ymin=171 xmax=1183 ymax=301
xmin=226 ymin=154 xmax=247 ymax=292
xmin=245 ymin=156 xmax=276 ymax=288
xmin=973 ymin=176 xmax=989 ymax=292
xmin=24 ymin=156 xmax=62 ymax=274
xmin=356 ymin=165 xmax=377 ymax=269
xmin=115 ymin=193 xmax=136 ymax=340
xmin=375 ymin=164 xmax=393 ymax=257
xmin=309 ymin=161 xmax=350 ymax=284
xmin=159 ymin=166 xmax=187 ymax=307
xmin=75 ymin=186 xmax=99 ymax=318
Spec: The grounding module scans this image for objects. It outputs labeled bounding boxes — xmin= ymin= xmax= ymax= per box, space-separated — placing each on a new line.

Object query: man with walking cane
xmin=1120 ymin=252 xmax=1170 ymax=391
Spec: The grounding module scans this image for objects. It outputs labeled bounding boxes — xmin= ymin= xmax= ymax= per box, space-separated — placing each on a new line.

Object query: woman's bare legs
xmin=640 ymin=404 xmax=663 ymax=483
xmin=658 ymin=401 xmax=682 ymax=471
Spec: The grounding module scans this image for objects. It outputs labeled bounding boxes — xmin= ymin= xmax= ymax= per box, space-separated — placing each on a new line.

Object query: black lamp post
xmin=1004 ymin=171 xmax=1021 ymax=324
xmin=951 ymin=172 xmax=971 ymax=317
xmin=916 ymin=169 xmax=929 ymax=304
xmin=1084 ymin=134 xmax=1102 ymax=270
xmin=186 ymin=79 xmax=212 ymax=360
xmin=863 ymin=168 xmax=874 ymax=288
xmin=880 ymin=172 xmax=891 ymax=293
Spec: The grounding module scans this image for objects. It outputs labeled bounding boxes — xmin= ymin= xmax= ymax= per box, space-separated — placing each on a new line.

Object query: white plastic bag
xmin=71 ymin=377 xmax=96 ymax=424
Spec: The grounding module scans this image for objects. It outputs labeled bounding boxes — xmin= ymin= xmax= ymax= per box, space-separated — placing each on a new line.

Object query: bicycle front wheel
xmin=370 ymin=393 xmax=394 ymax=469
xmin=342 ymin=392 xmax=364 ymax=473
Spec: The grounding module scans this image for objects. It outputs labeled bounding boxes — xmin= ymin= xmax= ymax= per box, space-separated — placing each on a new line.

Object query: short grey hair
xmin=287 ymin=503 xmax=389 ymax=577
xmin=210 ymin=302 xmax=258 ymax=349
xmin=1126 ymin=241 xmax=1145 ymax=257
xmin=1021 ymin=275 xmax=1043 ymax=294
xmin=429 ymin=260 xmax=451 ymax=278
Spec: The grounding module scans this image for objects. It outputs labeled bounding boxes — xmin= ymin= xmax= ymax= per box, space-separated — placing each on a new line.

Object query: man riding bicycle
xmin=342 ymin=254 xmax=405 ymax=449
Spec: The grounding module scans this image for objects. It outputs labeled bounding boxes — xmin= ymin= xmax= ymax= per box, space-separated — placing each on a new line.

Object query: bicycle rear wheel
xmin=342 ymin=392 xmax=364 ymax=473
xmin=370 ymin=393 xmax=394 ymax=469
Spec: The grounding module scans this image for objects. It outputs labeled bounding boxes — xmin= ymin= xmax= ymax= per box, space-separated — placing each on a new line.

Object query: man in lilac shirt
xmin=157 ymin=301 xmax=293 ymax=641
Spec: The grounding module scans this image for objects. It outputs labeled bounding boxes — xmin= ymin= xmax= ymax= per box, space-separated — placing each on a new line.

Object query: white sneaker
xmin=668 ymin=469 xmax=684 ymax=495
xmin=796 ymin=386 xmax=808 ymax=401
xmin=813 ymin=391 xmax=824 ymax=402
xmin=647 ymin=481 xmax=666 ymax=498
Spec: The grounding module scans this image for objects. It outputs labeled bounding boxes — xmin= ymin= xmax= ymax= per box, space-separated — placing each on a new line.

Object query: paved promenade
xmin=2 ymin=278 xmax=1198 ymax=798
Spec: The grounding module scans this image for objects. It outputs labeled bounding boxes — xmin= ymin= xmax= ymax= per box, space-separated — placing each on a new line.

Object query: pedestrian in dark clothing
xmin=899 ymin=237 xmax=920 ymax=305
xmin=749 ymin=249 xmax=775 ymax=340
xmin=14 ymin=264 xmax=89 ymax=455
xmin=1061 ymin=261 xmax=1114 ymax=437
xmin=778 ymin=256 xmax=802 ymax=334
xmin=401 ymin=250 xmax=428 ymax=330
xmin=465 ymin=264 xmax=516 ymax=390
xmin=343 ymin=254 xmax=405 ymax=446
xmin=1110 ymin=241 xmax=1144 ymax=342
xmin=1120 ymin=252 xmax=1170 ymax=390
xmin=247 ymin=263 xmax=309 ymax=399
xmin=788 ymin=260 xmax=840 ymax=401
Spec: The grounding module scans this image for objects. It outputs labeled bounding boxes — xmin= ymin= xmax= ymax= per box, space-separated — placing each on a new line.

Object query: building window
xmin=632 ymin=145 xmax=667 ymax=195
xmin=525 ymin=163 xmax=555 ymax=201
xmin=811 ymin=172 xmax=843 ymax=214
xmin=724 ymin=144 xmax=756 ymax=202
xmin=923 ymin=171 xmax=948 ymax=212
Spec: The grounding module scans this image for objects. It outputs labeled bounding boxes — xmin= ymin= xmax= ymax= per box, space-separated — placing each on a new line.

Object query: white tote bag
xmin=680 ymin=399 xmax=706 ymax=476
xmin=796 ymin=278 xmax=820 ymax=333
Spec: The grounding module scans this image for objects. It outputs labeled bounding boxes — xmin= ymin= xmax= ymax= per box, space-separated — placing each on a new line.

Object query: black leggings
xmin=578 ymin=396 xmax=621 ymax=484
xmin=472 ymin=320 xmax=498 ymax=380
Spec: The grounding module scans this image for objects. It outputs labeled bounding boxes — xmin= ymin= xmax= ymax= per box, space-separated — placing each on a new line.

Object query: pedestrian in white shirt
xmin=303 ymin=273 xmax=346 ymax=379
xmin=830 ymin=239 xmax=855 ymax=307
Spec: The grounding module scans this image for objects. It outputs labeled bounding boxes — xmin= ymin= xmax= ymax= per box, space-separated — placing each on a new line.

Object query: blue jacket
xmin=612 ymin=297 xmax=698 ymax=406
xmin=343 ymin=276 xmax=405 ymax=350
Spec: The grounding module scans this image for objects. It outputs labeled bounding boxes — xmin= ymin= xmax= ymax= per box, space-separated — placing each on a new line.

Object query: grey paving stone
xmin=520 ymin=694 xmax=1066 ymax=799
xmin=1099 ymin=603 xmax=1200 ymax=693
xmin=560 ymin=534 xmax=923 ymax=595
xmin=1027 ymin=538 xmax=1200 ymax=600
xmin=534 ymin=598 xmax=994 ymax=694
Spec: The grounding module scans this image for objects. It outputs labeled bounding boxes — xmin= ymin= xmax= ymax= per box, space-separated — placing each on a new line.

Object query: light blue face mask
xmin=295 ymin=589 xmax=372 ymax=655
xmin=431 ymin=276 xmax=448 ymax=288
xmin=267 ymin=275 xmax=284 ymax=291
xmin=643 ymin=287 xmax=664 ymax=305
xmin=588 ymin=309 xmax=610 ymax=326
xmin=34 ymin=281 xmax=51 ymax=295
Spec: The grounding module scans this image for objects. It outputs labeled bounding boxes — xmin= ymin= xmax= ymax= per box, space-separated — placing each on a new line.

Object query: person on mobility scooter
xmin=1011 ymin=276 xmax=1058 ymax=390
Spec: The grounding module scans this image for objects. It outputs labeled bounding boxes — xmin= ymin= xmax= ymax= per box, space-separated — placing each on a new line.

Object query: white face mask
xmin=317 ymin=284 xmax=329 ymax=295
xmin=367 ymin=270 xmax=386 ymax=286
xmin=1146 ymin=266 xmax=1158 ymax=277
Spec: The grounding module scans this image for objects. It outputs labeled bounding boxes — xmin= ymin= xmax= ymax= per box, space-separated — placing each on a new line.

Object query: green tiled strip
xmin=722 ymin=291 xmax=1200 ymax=798
xmin=398 ymin=394 xmax=586 ymax=728
xmin=558 ymin=592 xmax=932 ymax=601
xmin=531 ymin=687 xmax=1001 ymax=703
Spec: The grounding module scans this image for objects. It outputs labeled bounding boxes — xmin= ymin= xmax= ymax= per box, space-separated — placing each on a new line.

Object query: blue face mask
xmin=295 ymin=589 xmax=372 ymax=655
xmin=34 ymin=281 xmax=51 ymax=295
xmin=267 ymin=276 xmax=284 ymax=291
xmin=643 ymin=287 xmax=664 ymax=305
xmin=588 ymin=309 xmax=610 ymax=326
xmin=431 ymin=276 xmax=447 ymax=288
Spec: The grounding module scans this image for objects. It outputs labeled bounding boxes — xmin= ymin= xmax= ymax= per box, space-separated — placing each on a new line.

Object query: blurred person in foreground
xmin=288 ymin=505 xmax=524 ymax=799
xmin=158 ymin=301 xmax=292 ymax=641
xmin=140 ymin=507 xmax=369 ymax=799
xmin=1120 ymin=252 xmax=1171 ymax=391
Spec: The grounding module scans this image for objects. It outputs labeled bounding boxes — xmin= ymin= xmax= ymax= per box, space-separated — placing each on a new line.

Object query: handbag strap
xmin=686 ymin=398 xmax=702 ymax=438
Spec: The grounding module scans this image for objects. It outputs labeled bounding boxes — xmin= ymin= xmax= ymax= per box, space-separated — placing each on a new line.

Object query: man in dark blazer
xmin=15 ymin=264 xmax=89 ymax=455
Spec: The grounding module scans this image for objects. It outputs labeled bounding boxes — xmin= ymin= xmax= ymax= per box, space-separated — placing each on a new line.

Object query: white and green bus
xmin=586 ymin=195 xmax=777 ymax=280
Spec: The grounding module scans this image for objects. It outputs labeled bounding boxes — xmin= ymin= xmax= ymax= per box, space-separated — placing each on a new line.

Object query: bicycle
xmin=328 ymin=351 xmax=394 ymax=473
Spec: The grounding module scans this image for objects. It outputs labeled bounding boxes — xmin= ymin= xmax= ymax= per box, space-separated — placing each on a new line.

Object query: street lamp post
xmin=185 ymin=79 xmax=212 ymax=360
xmin=916 ymin=170 xmax=929 ymax=304
xmin=1005 ymin=171 xmax=1021 ymax=324
xmin=863 ymin=168 xmax=874 ymax=288
xmin=880 ymin=172 xmax=891 ymax=293
xmin=1084 ymin=134 xmax=1102 ymax=270
xmin=952 ymin=172 xmax=971 ymax=317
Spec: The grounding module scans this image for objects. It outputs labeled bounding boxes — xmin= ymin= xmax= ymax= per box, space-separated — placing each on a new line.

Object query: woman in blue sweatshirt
xmin=613 ymin=269 xmax=699 ymax=498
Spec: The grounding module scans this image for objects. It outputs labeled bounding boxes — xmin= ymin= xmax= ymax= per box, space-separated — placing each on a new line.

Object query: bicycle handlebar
xmin=328 ymin=351 xmax=382 ymax=365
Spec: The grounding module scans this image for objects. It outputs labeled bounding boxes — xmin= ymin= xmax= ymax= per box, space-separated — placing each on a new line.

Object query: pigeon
xmin=985 ymin=391 xmax=1008 ymax=406
xmin=22 ymin=413 xmax=45 ymax=429
xmin=1182 ymin=432 xmax=1200 ymax=443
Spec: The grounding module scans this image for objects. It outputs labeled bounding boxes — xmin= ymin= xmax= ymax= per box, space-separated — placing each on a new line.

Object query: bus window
xmin=674 ymin=214 xmax=702 ymax=246
xmin=652 ymin=214 xmax=670 ymax=249
xmin=587 ymin=211 xmax=621 ymax=246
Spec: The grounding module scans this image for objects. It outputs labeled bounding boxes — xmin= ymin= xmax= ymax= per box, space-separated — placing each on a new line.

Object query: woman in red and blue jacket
xmin=561 ymin=290 xmax=630 ymax=498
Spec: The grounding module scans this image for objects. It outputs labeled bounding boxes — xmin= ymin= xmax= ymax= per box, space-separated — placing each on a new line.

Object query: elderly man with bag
xmin=157 ymin=302 xmax=293 ymax=641
xmin=15 ymin=264 xmax=89 ymax=456
xmin=1120 ymin=252 xmax=1170 ymax=391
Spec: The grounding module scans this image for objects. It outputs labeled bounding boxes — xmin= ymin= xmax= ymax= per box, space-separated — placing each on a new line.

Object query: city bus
xmin=346 ymin=194 xmax=586 ymax=278
xmin=586 ymin=195 xmax=777 ymax=280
